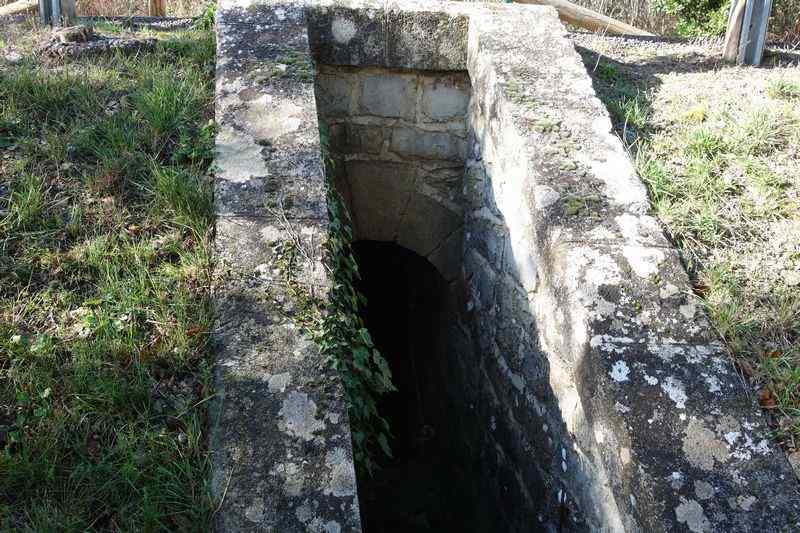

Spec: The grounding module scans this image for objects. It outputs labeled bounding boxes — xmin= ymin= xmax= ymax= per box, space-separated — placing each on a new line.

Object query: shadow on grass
xmin=0 ymin=30 xmax=219 ymax=531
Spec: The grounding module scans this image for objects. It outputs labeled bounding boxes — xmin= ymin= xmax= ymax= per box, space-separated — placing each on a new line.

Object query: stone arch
xmin=316 ymin=64 xmax=470 ymax=281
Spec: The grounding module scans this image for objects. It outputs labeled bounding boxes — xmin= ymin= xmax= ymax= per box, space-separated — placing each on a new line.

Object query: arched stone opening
xmin=315 ymin=60 xmax=556 ymax=531
xmin=351 ymin=240 xmax=470 ymax=532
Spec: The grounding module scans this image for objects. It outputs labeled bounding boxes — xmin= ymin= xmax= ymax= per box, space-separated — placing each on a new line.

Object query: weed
xmin=596 ymin=62 xmax=618 ymax=82
xmin=767 ymin=79 xmax=800 ymax=100
xmin=193 ymin=2 xmax=216 ymax=31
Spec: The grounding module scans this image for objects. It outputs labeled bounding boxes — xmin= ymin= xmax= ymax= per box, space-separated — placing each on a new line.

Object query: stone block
xmin=426 ymin=227 xmax=463 ymax=281
xmin=390 ymin=127 xmax=466 ymax=161
xmin=386 ymin=5 xmax=469 ymax=70
xmin=347 ymin=123 xmax=385 ymax=154
xmin=314 ymin=71 xmax=353 ymax=118
xmin=357 ymin=73 xmax=417 ymax=119
xmin=344 ymin=160 xmax=416 ymax=242
xmin=396 ymin=192 xmax=463 ymax=257
xmin=420 ymin=74 xmax=471 ymax=122
xmin=306 ymin=1 xmax=386 ymax=67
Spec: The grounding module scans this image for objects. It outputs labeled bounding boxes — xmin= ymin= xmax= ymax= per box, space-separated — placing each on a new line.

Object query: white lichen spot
xmin=643 ymin=373 xmax=658 ymax=386
xmin=694 ymin=480 xmax=714 ymax=500
xmin=650 ymin=343 xmax=685 ymax=363
xmin=670 ymin=471 xmax=685 ymax=490
xmin=215 ymin=125 xmax=268 ymax=183
xmin=724 ymin=431 xmax=741 ymax=446
xmin=268 ymin=372 xmax=291 ymax=393
xmin=615 ymin=402 xmax=631 ymax=413
xmin=325 ymin=448 xmax=356 ymax=497
xmin=703 ymin=374 xmax=721 ymax=393
xmin=737 ymin=495 xmax=756 ymax=511
xmin=534 ymin=186 xmax=560 ymax=209
xmin=620 ymin=447 xmax=631 ymax=465
xmin=323 ymin=521 xmax=342 ymax=533
xmin=278 ymin=391 xmax=324 ymax=441
xmin=241 ymin=97 xmax=303 ymax=143
xmin=331 ymin=16 xmax=357 ymax=44
xmin=271 ymin=462 xmax=305 ymax=497
xmin=661 ymin=376 xmax=688 ymax=409
xmin=683 ymin=419 xmax=729 ymax=471
xmin=679 ymin=303 xmax=697 ymax=320
xmin=660 ymin=283 xmax=680 ymax=299
xmin=245 ymin=498 xmax=265 ymax=523
xmin=675 ymin=498 xmax=711 ymax=533
xmin=610 ymin=360 xmax=630 ymax=382
xmin=622 ymin=246 xmax=665 ymax=278
xmin=295 ymin=501 xmax=313 ymax=524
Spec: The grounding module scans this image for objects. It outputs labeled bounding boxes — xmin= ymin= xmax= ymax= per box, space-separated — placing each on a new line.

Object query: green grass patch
xmin=593 ymin=60 xmax=800 ymax=443
xmin=0 ymin=30 xmax=216 ymax=531
xmin=768 ymin=79 xmax=800 ymax=101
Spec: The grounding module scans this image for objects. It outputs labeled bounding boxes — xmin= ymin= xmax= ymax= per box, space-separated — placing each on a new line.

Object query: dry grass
xmin=75 ymin=0 xmax=208 ymax=17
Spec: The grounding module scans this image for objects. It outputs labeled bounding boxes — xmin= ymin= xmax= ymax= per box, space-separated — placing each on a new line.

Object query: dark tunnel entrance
xmin=352 ymin=241 xmax=477 ymax=533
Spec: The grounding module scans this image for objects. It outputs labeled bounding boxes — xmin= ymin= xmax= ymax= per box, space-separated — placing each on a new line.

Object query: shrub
xmin=654 ymin=0 xmax=729 ymax=36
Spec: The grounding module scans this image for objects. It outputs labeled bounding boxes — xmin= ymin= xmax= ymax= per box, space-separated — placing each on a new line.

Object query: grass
xmin=593 ymin=59 xmax=800 ymax=447
xmin=0 ymin=29 xmax=216 ymax=530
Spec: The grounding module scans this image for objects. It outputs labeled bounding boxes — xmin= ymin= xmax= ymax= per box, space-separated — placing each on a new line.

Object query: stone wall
xmin=316 ymin=65 xmax=469 ymax=281
xmin=212 ymin=0 xmax=800 ymax=531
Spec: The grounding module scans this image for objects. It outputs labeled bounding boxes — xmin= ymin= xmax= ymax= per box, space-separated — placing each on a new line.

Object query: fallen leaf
xmin=759 ymin=388 xmax=778 ymax=409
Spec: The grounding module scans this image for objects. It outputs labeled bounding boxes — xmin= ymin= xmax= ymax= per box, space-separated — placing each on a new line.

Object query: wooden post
xmin=723 ymin=0 xmax=773 ymax=66
xmin=60 ymin=0 xmax=75 ymax=24
xmin=515 ymin=0 xmax=654 ymax=36
xmin=47 ymin=0 xmax=75 ymax=26
xmin=38 ymin=0 xmax=52 ymax=24
xmin=50 ymin=0 xmax=60 ymax=24
xmin=723 ymin=0 xmax=747 ymax=61
xmin=149 ymin=0 xmax=166 ymax=17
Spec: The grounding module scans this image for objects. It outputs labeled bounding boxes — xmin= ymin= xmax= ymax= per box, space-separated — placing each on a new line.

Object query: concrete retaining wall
xmin=212 ymin=0 xmax=800 ymax=531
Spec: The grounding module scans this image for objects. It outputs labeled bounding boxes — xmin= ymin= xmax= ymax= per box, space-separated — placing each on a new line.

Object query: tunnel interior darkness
xmin=352 ymin=241 xmax=477 ymax=533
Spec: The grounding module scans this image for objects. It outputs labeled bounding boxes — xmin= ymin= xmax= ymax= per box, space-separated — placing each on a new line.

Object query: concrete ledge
xmin=212 ymin=1 xmax=361 ymax=531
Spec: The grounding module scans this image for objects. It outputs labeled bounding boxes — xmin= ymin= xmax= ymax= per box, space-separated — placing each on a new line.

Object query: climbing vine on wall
xmin=317 ymin=184 xmax=395 ymax=474
xmin=317 ymin=126 xmax=395 ymax=474
xmin=274 ymin=126 xmax=395 ymax=475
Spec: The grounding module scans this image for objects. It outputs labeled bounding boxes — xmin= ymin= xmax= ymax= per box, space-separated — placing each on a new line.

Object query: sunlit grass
xmin=0 ymin=30 xmax=216 ymax=531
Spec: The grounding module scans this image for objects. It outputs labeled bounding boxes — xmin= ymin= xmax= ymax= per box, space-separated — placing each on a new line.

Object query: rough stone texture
xmin=315 ymin=64 xmax=469 ymax=278
xmin=214 ymin=0 xmax=800 ymax=531
xmin=212 ymin=1 xmax=360 ymax=531
xmin=462 ymin=4 xmax=800 ymax=532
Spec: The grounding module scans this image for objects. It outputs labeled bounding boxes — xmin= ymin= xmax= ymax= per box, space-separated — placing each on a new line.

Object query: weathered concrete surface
xmin=213 ymin=0 xmax=800 ymax=531
xmin=461 ymin=4 xmax=800 ymax=531
xmin=212 ymin=1 xmax=360 ymax=531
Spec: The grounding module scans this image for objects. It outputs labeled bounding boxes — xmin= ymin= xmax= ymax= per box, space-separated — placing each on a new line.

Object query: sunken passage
xmin=315 ymin=64 xmax=554 ymax=531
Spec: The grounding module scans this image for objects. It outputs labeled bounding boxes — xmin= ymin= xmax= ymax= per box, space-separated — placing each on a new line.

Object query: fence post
xmin=149 ymin=0 xmax=166 ymax=16
xmin=38 ymin=0 xmax=52 ymax=24
xmin=723 ymin=0 xmax=773 ymax=66
xmin=48 ymin=0 xmax=76 ymax=25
